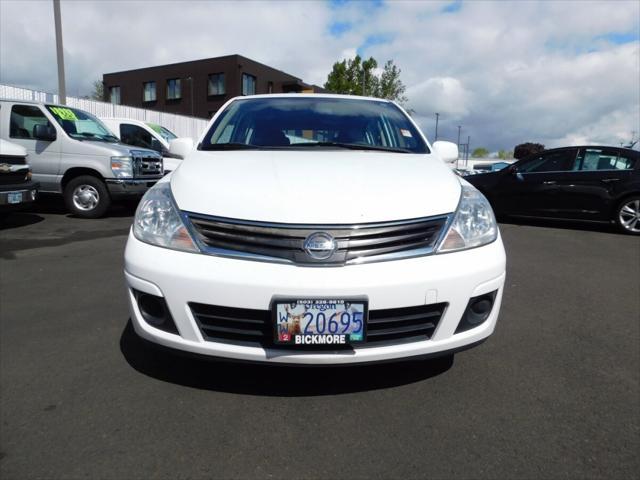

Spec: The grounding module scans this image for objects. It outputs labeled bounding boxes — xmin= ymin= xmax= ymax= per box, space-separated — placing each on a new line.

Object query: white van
xmin=100 ymin=118 xmax=189 ymax=173
xmin=0 ymin=100 xmax=163 ymax=218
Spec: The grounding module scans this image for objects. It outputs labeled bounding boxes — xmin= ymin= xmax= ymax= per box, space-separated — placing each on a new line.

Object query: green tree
xmin=324 ymin=56 xmax=407 ymax=104
xmin=497 ymin=149 xmax=513 ymax=160
xmin=514 ymin=142 xmax=545 ymax=159
xmin=90 ymin=80 xmax=104 ymax=101
xmin=472 ymin=147 xmax=489 ymax=158
xmin=376 ymin=60 xmax=407 ymax=104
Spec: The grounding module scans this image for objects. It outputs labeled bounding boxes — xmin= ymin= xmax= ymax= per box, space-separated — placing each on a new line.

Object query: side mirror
xmin=508 ymin=165 xmax=525 ymax=181
xmin=432 ymin=141 xmax=458 ymax=164
xmin=33 ymin=124 xmax=56 ymax=142
xmin=507 ymin=164 xmax=524 ymax=179
xmin=168 ymin=137 xmax=194 ymax=159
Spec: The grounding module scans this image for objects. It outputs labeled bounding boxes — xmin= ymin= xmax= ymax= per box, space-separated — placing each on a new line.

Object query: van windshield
xmin=45 ymin=105 xmax=119 ymax=143
xmin=147 ymin=123 xmax=178 ymax=141
xmin=200 ymin=97 xmax=429 ymax=154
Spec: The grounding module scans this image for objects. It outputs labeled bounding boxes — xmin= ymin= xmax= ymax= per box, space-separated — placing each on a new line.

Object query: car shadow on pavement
xmin=0 ymin=212 xmax=45 ymax=230
xmin=29 ymin=194 xmax=137 ymax=218
xmin=119 ymin=320 xmax=453 ymax=396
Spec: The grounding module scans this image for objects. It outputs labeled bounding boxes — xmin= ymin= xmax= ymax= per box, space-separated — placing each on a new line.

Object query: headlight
xmin=438 ymin=185 xmax=497 ymax=252
xmin=133 ymin=182 xmax=199 ymax=253
xmin=111 ymin=156 xmax=133 ymax=178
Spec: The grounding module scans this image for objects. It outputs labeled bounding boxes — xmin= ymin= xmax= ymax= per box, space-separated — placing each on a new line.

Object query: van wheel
xmin=63 ymin=175 xmax=111 ymax=218
xmin=615 ymin=196 xmax=640 ymax=235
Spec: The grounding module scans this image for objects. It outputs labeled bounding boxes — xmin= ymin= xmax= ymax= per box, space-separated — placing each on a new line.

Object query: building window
xmin=268 ymin=81 xmax=274 ymax=94
xmin=143 ymin=81 xmax=156 ymax=102
xmin=242 ymin=73 xmax=256 ymax=96
xmin=109 ymin=86 xmax=121 ymax=104
xmin=208 ymin=73 xmax=225 ymax=96
xmin=166 ymin=78 xmax=181 ymax=100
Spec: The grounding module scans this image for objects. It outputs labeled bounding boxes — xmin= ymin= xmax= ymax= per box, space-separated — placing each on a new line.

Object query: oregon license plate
xmin=273 ymin=299 xmax=367 ymax=346
xmin=7 ymin=192 xmax=22 ymax=204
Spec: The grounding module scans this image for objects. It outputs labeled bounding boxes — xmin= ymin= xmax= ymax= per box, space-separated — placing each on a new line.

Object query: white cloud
xmin=0 ymin=0 xmax=638 ymax=150
xmin=407 ymin=77 xmax=471 ymax=118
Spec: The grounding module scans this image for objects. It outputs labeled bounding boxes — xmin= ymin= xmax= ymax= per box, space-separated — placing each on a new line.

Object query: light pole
xmin=456 ymin=126 xmax=462 ymax=168
xmin=434 ymin=113 xmax=440 ymax=141
xmin=53 ymin=0 xmax=66 ymax=105
xmin=466 ymin=135 xmax=471 ymax=165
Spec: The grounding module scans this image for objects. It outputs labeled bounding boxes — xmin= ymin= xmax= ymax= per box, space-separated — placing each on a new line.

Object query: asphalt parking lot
xmin=1 ymin=198 xmax=639 ymax=480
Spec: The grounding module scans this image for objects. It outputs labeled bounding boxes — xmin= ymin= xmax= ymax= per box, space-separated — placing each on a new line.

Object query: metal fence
xmin=0 ymin=84 xmax=209 ymax=142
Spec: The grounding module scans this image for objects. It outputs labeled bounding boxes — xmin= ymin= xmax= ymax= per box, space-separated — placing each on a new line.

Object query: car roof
xmin=228 ymin=93 xmax=394 ymax=103
xmin=0 ymin=98 xmax=71 ymax=109
xmin=522 ymin=145 xmax=640 ymax=156
xmin=101 ymin=117 xmax=147 ymax=125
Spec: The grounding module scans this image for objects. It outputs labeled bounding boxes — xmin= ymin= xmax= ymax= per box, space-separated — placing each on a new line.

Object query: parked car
xmin=0 ymin=100 xmax=163 ymax=218
xmin=100 ymin=118 xmax=188 ymax=173
xmin=124 ymin=94 xmax=506 ymax=365
xmin=474 ymin=161 xmax=512 ymax=173
xmin=466 ymin=146 xmax=640 ymax=234
xmin=456 ymin=159 xmax=514 ymax=176
xmin=0 ymin=139 xmax=39 ymax=213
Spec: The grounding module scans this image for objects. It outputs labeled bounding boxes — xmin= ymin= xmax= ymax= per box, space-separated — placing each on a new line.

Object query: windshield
xmin=200 ymin=97 xmax=429 ymax=154
xmin=45 ymin=105 xmax=119 ymax=142
xmin=147 ymin=123 xmax=178 ymax=141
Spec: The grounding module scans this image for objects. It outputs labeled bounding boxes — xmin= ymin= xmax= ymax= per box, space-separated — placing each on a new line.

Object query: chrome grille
xmin=0 ymin=155 xmax=27 ymax=166
xmin=131 ymin=150 xmax=163 ymax=178
xmin=189 ymin=301 xmax=446 ymax=347
xmin=185 ymin=213 xmax=450 ymax=265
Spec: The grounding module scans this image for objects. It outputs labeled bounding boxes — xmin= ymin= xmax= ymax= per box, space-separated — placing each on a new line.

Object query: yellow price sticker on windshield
xmin=50 ymin=107 xmax=77 ymax=121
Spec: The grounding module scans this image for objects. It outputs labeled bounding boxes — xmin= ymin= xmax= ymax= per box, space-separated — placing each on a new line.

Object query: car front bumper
xmin=106 ymin=178 xmax=162 ymax=198
xmin=0 ymin=182 xmax=39 ymax=207
xmin=124 ymin=231 xmax=506 ymax=364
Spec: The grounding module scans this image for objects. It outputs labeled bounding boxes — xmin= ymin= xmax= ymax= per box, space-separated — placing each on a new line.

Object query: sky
xmin=1 ymin=0 xmax=639 ymax=152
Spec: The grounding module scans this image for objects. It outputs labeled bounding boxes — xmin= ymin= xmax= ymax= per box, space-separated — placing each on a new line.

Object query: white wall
xmin=0 ymin=84 xmax=209 ymax=142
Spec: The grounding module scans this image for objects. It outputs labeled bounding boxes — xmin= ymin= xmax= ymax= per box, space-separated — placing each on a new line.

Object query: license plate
xmin=7 ymin=192 xmax=22 ymax=204
xmin=273 ymin=299 xmax=367 ymax=346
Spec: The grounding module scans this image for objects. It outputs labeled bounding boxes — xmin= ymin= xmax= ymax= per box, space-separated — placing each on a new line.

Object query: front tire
xmin=63 ymin=175 xmax=111 ymax=219
xmin=615 ymin=196 xmax=640 ymax=235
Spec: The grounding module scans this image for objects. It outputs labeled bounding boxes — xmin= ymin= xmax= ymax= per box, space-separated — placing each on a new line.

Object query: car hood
xmin=0 ymin=139 xmax=27 ymax=157
xmin=63 ymin=139 xmax=153 ymax=158
xmin=171 ymin=150 xmax=461 ymax=224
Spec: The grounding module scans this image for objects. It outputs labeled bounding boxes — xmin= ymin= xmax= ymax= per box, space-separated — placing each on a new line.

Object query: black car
xmin=466 ymin=146 xmax=640 ymax=234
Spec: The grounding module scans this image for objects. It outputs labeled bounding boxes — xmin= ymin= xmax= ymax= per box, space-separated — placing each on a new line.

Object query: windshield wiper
xmin=201 ymin=143 xmax=260 ymax=150
xmin=290 ymin=142 xmax=411 ymax=153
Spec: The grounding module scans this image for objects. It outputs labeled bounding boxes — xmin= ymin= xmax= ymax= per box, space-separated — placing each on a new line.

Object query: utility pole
xmin=434 ymin=113 xmax=440 ymax=141
xmin=53 ymin=0 xmax=66 ymax=105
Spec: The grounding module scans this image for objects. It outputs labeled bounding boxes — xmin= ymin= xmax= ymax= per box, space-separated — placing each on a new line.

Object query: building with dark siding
xmin=102 ymin=54 xmax=324 ymax=119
